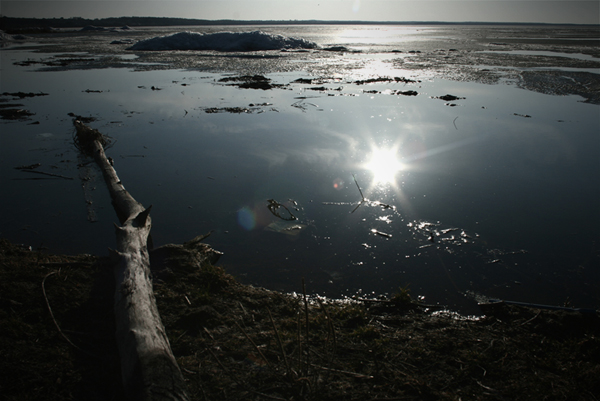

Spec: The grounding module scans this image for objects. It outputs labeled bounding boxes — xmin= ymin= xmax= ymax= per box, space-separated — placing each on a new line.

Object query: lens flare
xmin=237 ymin=207 xmax=256 ymax=231
xmin=333 ymin=177 xmax=344 ymax=190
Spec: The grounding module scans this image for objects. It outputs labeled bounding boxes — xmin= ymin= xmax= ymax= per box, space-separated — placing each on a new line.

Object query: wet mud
xmin=518 ymin=70 xmax=600 ymax=103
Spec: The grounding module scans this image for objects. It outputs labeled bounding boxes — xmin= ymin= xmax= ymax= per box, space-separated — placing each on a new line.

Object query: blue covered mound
xmin=128 ymin=31 xmax=318 ymax=51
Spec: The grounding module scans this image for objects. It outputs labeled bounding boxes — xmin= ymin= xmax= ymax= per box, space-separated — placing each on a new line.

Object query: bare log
xmin=74 ymin=120 xmax=145 ymax=224
xmin=74 ymin=120 xmax=189 ymax=401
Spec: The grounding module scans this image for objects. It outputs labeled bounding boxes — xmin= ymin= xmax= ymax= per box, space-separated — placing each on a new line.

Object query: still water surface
xmin=1 ymin=27 xmax=599 ymax=313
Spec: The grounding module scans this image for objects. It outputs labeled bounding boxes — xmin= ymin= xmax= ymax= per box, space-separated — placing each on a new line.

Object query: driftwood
xmin=149 ymin=232 xmax=223 ymax=281
xmin=73 ymin=120 xmax=189 ymax=401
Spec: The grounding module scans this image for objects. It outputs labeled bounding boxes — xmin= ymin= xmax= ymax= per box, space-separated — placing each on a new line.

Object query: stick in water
xmin=352 ymin=174 xmax=365 ymax=201
xmin=351 ymin=174 xmax=366 ymax=213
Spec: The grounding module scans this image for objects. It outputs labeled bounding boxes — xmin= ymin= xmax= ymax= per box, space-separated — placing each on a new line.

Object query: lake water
xmin=1 ymin=25 xmax=599 ymax=313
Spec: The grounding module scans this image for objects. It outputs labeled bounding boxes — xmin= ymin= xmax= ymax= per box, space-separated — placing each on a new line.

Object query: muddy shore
xmin=1 ymin=239 xmax=599 ymax=400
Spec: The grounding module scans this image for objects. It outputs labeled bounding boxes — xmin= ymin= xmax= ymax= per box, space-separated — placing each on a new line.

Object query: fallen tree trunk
xmin=74 ymin=120 xmax=189 ymax=401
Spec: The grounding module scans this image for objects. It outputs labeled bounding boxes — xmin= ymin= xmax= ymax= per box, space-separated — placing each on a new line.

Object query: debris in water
xmin=371 ymin=229 xmax=392 ymax=238
xmin=434 ymin=94 xmax=465 ymax=101
xmin=204 ymin=107 xmax=252 ymax=114
xmin=219 ymin=75 xmax=283 ymax=90
xmin=14 ymin=163 xmax=41 ymax=170
xmin=0 ymin=107 xmax=35 ymax=120
xmin=1 ymin=92 xmax=49 ymax=99
xmin=267 ymin=199 xmax=297 ymax=221
xmin=353 ymin=76 xmax=419 ymax=85
xmin=265 ymin=220 xmax=306 ymax=236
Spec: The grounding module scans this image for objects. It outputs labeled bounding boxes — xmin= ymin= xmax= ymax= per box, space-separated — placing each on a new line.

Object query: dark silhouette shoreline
xmin=2 ymin=15 xmax=596 ymax=32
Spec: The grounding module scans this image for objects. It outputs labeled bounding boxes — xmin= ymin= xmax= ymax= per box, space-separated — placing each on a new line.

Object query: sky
xmin=1 ymin=0 xmax=599 ymax=25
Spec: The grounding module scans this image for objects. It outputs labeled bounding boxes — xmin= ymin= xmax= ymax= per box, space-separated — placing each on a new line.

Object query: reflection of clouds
xmin=251 ymin=124 xmax=360 ymax=167
xmin=405 ymin=135 xmax=482 ymax=164
xmin=255 ymin=146 xmax=346 ymax=168
xmin=255 ymin=149 xmax=288 ymax=167
xmin=293 ymin=147 xmax=346 ymax=164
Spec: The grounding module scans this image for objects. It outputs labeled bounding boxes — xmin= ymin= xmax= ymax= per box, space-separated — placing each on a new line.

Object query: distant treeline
xmin=0 ymin=16 xmax=589 ymax=32
xmin=1 ymin=16 xmax=251 ymax=30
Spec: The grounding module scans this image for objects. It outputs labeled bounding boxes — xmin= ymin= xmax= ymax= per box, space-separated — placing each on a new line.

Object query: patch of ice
xmin=127 ymin=31 xmax=318 ymax=52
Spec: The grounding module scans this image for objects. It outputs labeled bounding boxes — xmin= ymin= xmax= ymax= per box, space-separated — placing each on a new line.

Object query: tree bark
xmin=74 ymin=120 xmax=189 ymax=401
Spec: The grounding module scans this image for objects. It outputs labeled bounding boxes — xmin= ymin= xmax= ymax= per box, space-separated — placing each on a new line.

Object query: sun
xmin=363 ymin=146 xmax=404 ymax=185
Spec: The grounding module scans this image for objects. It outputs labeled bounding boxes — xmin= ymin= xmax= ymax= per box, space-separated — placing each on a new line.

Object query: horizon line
xmin=1 ymin=15 xmax=598 ymax=27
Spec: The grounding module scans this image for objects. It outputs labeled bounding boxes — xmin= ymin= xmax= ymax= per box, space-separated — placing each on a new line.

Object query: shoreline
xmin=1 ymin=237 xmax=599 ymax=400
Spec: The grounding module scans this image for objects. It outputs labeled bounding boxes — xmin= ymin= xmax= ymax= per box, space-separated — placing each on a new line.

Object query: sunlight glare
xmin=364 ymin=146 xmax=404 ymax=185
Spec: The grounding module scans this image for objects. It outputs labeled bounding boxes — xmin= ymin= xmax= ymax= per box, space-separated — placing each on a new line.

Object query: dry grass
xmin=1 ymin=238 xmax=599 ymax=400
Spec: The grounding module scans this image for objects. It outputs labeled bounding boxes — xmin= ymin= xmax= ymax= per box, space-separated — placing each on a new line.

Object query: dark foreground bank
xmin=1 ymin=238 xmax=598 ymax=401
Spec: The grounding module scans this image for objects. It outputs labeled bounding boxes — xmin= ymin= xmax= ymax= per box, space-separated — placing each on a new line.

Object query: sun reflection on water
xmin=362 ymin=145 xmax=404 ymax=187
